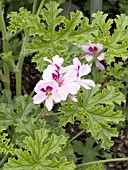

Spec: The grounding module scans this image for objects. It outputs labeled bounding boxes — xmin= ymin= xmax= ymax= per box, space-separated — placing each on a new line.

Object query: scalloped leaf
xmin=0 ymin=126 xmax=14 ymax=155
xmin=26 ymin=1 xmax=96 ymax=71
xmin=0 ymin=95 xmax=35 ymax=127
xmin=59 ymin=86 xmax=125 ymax=149
xmin=92 ymin=12 xmax=128 ymax=64
xmin=4 ymin=129 xmax=76 ymax=170
xmin=7 ymin=7 xmax=31 ymax=35
xmin=73 ymin=137 xmax=101 ymax=163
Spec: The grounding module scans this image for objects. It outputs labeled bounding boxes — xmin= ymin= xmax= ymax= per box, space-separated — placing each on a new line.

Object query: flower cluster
xmin=33 ymin=55 xmax=95 ymax=111
xmin=79 ymin=42 xmax=105 ymax=70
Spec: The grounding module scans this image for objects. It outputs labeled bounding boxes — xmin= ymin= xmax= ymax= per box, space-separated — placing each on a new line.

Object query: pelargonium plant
xmin=0 ymin=1 xmax=128 ymax=170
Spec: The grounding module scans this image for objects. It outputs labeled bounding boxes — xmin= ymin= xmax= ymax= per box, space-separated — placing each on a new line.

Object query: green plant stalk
xmin=68 ymin=129 xmax=85 ymax=144
xmin=15 ymin=30 xmax=29 ymax=96
xmin=77 ymin=157 xmax=128 ymax=168
xmin=66 ymin=0 xmax=72 ymax=18
xmin=90 ymin=0 xmax=102 ymax=23
xmin=0 ymin=153 xmax=10 ymax=167
xmin=36 ymin=0 xmax=45 ymax=16
xmin=8 ymin=28 xmax=23 ymax=41
xmin=33 ymin=0 xmax=38 ymax=15
xmin=88 ymin=47 xmax=106 ymax=65
xmin=0 ymin=1 xmax=10 ymax=90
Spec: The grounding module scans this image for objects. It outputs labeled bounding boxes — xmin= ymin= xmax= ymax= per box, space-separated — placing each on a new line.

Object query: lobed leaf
xmin=59 ymin=86 xmax=125 ymax=149
xmin=4 ymin=128 xmax=75 ymax=170
xmin=0 ymin=126 xmax=13 ymax=155
xmin=92 ymin=11 xmax=128 ymax=64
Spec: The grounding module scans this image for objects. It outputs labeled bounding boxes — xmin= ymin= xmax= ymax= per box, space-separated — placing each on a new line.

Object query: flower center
xmin=40 ymin=86 xmax=53 ymax=98
xmin=88 ymin=46 xmax=98 ymax=53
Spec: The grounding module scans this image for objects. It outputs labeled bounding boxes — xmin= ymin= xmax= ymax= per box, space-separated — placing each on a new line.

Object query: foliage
xmin=4 ymin=128 xmax=75 ymax=170
xmin=0 ymin=0 xmax=128 ymax=170
xmin=0 ymin=126 xmax=14 ymax=155
xmin=59 ymin=85 xmax=125 ymax=149
xmin=26 ymin=1 xmax=96 ymax=71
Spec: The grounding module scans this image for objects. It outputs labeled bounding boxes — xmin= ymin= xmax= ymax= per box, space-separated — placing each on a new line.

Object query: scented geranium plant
xmin=0 ymin=0 xmax=128 ymax=170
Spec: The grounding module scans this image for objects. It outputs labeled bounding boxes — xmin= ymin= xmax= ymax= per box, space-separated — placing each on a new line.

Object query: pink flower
xmin=43 ymin=67 xmax=80 ymax=101
xmin=64 ymin=58 xmax=95 ymax=89
xmin=44 ymin=55 xmax=64 ymax=72
xmin=80 ymin=42 xmax=105 ymax=70
xmin=33 ymin=80 xmax=61 ymax=111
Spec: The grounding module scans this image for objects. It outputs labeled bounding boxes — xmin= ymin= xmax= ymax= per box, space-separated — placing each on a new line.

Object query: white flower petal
xmin=58 ymin=88 xmax=69 ymax=101
xmin=43 ymin=57 xmax=52 ymax=63
xmin=97 ymin=53 xmax=105 ymax=61
xmin=79 ymin=79 xmax=95 ymax=89
xmin=64 ymin=82 xmax=80 ymax=94
xmin=64 ymin=70 xmax=78 ymax=82
xmin=45 ymin=97 xmax=53 ymax=111
xmin=81 ymin=64 xmax=91 ymax=76
xmin=52 ymin=91 xmax=61 ymax=102
xmin=34 ymin=80 xmax=46 ymax=93
xmin=33 ymin=93 xmax=46 ymax=104
xmin=79 ymin=44 xmax=90 ymax=53
xmin=73 ymin=57 xmax=81 ymax=68
xmin=95 ymin=60 xmax=105 ymax=70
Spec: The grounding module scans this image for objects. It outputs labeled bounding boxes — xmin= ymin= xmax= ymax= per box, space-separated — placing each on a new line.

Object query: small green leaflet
xmin=4 ymin=128 xmax=76 ymax=170
xmin=72 ymin=137 xmax=101 ymax=163
xmin=0 ymin=126 xmax=14 ymax=155
xmin=0 ymin=95 xmax=35 ymax=127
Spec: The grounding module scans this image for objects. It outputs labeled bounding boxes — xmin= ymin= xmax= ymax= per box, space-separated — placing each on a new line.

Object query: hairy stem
xmin=8 ymin=28 xmax=23 ymax=41
xmin=33 ymin=0 xmax=38 ymax=15
xmin=15 ymin=29 xmax=29 ymax=96
xmin=90 ymin=0 xmax=102 ymax=23
xmin=0 ymin=153 xmax=10 ymax=167
xmin=36 ymin=0 xmax=45 ymax=16
xmin=77 ymin=157 xmax=128 ymax=168
xmin=68 ymin=129 xmax=85 ymax=144
xmin=0 ymin=1 xmax=10 ymax=90
xmin=66 ymin=0 xmax=72 ymax=18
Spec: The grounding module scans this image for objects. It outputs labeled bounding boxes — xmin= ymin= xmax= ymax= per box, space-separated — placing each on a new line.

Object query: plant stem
xmin=35 ymin=107 xmax=47 ymax=122
xmin=15 ymin=29 xmax=29 ymax=96
xmin=66 ymin=0 xmax=72 ymax=18
xmin=0 ymin=1 xmax=10 ymax=90
xmin=33 ymin=0 xmax=38 ymax=15
xmin=68 ymin=129 xmax=85 ymax=144
xmin=88 ymin=47 xmax=106 ymax=65
xmin=49 ymin=112 xmax=64 ymax=117
xmin=90 ymin=0 xmax=102 ymax=23
xmin=8 ymin=28 xmax=23 ymax=41
xmin=0 ymin=153 xmax=10 ymax=167
xmin=77 ymin=157 xmax=128 ymax=168
xmin=36 ymin=0 xmax=45 ymax=16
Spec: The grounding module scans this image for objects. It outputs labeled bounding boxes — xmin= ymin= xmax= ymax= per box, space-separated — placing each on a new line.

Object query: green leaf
xmin=0 ymin=89 xmax=12 ymax=105
xmin=0 ymin=95 xmax=35 ymax=127
xmin=26 ymin=1 xmax=96 ymax=71
xmin=7 ymin=7 xmax=31 ymax=35
xmin=4 ymin=129 xmax=76 ymax=170
xmin=84 ymin=163 xmax=105 ymax=170
xmin=92 ymin=12 xmax=128 ymax=64
xmin=59 ymin=86 xmax=125 ymax=149
xmin=73 ymin=137 xmax=100 ymax=163
xmin=91 ymin=67 xmax=106 ymax=84
xmin=0 ymin=126 xmax=13 ymax=155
